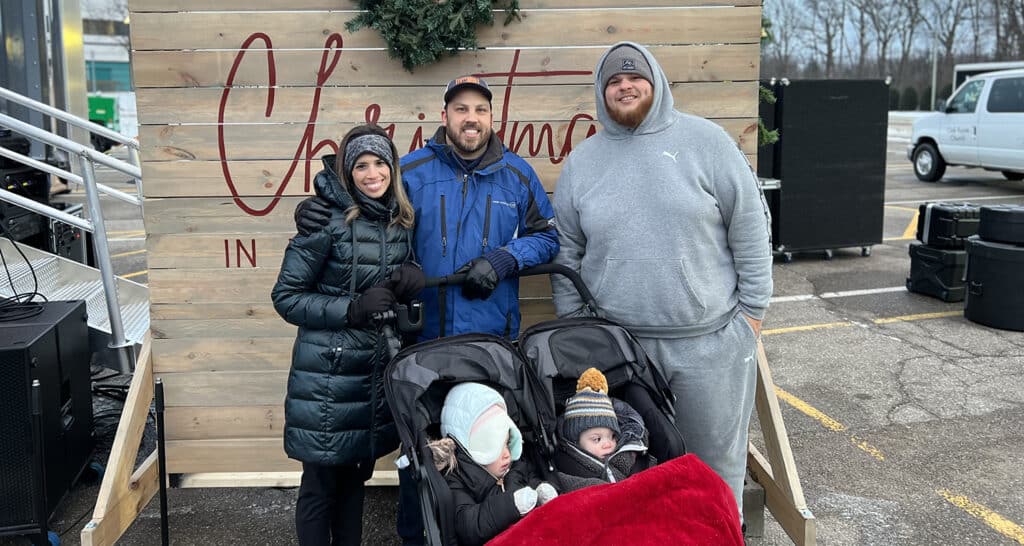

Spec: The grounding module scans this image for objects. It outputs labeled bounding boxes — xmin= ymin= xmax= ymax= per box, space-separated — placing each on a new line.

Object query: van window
xmin=947 ymin=79 xmax=985 ymax=113
xmin=986 ymin=77 xmax=1024 ymax=113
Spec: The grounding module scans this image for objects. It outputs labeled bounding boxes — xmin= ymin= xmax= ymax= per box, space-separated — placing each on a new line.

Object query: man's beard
xmin=445 ymin=124 xmax=491 ymax=157
xmin=607 ymin=93 xmax=654 ymax=129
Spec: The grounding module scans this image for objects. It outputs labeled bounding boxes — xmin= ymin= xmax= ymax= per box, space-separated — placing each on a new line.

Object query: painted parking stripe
xmin=887 ymin=194 xmax=1024 ymax=205
xmin=819 ymin=286 xmax=907 ymax=299
xmin=938 ymin=490 xmax=1024 ymax=544
xmin=774 ymin=387 xmax=885 ymax=461
xmin=762 ymin=322 xmax=851 ymax=336
xmin=122 ymin=270 xmax=148 ymax=279
xmin=873 ymin=310 xmax=961 ymax=324
xmin=763 ymin=310 xmax=962 ymax=337
xmin=771 ymin=286 xmax=906 ymax=304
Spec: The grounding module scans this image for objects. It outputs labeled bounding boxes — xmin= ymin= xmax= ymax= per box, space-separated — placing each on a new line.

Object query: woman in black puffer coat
xmin=272 ymin=124 xmax=423 ymax=546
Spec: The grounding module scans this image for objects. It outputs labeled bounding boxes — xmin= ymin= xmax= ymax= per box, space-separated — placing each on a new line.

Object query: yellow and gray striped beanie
xmin=561 ymin=368 xmax=620 ymax=441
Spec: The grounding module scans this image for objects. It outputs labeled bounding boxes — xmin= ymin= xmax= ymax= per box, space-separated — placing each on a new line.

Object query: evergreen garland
xmin=347 ymin=0 xmax=522 ymax=72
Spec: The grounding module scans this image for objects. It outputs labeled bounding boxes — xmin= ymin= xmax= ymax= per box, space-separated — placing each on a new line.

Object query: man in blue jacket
xmin=297 ymin=76 xmax=558 ymax=340
xmin=295 ymin=75 xmax=559 ymax=545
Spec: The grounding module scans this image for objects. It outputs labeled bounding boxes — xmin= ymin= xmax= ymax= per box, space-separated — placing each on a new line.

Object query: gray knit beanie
xmin=598 ymin=44 xmax=654 ymax=90
xmin=343 ymin=134 xmax=395 ymax=179
xmin=560 ymin=368 xmax=620 ymax=443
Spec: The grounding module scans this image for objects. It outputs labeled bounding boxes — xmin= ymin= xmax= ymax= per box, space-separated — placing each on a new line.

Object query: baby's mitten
xmin=535 ymin=482 xmax=558 ymax=505
xmin=513 ymin=487 xmax=538 ymax=515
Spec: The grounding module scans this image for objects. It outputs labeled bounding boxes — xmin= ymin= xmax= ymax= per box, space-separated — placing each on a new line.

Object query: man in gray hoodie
xmin=551 ymin=41 xmax=773 ymax=521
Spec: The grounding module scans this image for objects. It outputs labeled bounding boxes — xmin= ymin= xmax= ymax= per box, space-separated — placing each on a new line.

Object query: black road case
xmin=915 ymin=202 xmax=980 ymax=249
xmin=906 ymin=242 xmax=967 ymax=302
xmin=978 ymin=204 xmax=1024 ymax=246
xmin=965 ymin=237 xmax=1024 ymax=331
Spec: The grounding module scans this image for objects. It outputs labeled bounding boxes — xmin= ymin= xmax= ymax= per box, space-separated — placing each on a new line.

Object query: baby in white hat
xmin=428 ymin=383 xmax=558 ymax=545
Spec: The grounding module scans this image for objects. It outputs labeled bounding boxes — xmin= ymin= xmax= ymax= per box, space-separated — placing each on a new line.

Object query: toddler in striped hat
xmin=560 ymin=367 xmax=622 ymax=460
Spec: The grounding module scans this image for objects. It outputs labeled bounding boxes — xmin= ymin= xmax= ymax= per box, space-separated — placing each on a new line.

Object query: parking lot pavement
xmin=5 ymin=143 xmax=1023 ymax=545
xmin=748 ymin=150 xmax=1024 ymax=545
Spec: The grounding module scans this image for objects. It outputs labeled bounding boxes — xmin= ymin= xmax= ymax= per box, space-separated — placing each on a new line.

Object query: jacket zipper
xmin=440 ymin=194 xmax=447 ymax=257
xmin=456 ymin=173 xmax=469 ymax=244
xmin=481 ymin=194 xmax=492 ymax=252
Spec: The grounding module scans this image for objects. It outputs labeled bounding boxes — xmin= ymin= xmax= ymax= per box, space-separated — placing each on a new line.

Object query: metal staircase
xmin=0 ymin=86 xmax=146 ymax=372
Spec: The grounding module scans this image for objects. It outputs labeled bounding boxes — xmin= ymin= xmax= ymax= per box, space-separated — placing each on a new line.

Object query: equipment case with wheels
xmin=906 ymin=242 xmax=967 ymax=302
xmin=964 ymin=236 xmax=1024 ymax=331
xmin=915 ymin=202 xmax=980 ymax=249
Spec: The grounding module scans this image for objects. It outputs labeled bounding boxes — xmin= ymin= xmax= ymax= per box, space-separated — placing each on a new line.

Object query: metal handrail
xmin=0 ymin=85 xmax=138 ymax=150
xmin=0 ymin=188 xmax=93 ymax=232
xmin=0 ymin=146 xmax=141 ymax=206
xmin=0 ymin=91 xmax=141 ymax=373
xmin=0 ymin=113 xmax=141 ymax=180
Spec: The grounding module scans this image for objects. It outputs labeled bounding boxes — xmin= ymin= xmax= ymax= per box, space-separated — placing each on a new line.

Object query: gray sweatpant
xmin=637 ymin=312 xmax=758 ymax=521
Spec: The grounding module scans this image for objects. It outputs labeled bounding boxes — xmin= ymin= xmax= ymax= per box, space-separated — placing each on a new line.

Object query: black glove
xmin=294 ymin=196 xmax=332 ymax=237
xmin=387 ymin=263 xmax=426 ymax=303
xmin=346 ymin=286 xmax=396 ymax=328
xmin=457 ymin=258 xmax=500 ymax=300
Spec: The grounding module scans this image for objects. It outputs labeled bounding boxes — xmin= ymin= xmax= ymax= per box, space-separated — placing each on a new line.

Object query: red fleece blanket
xmin=487 ymin=454 xmax=743 ymax=546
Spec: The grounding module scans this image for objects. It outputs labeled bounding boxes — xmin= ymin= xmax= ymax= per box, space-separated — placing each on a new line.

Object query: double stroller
xmin=384 ymin=264 xmax=686 ymax=546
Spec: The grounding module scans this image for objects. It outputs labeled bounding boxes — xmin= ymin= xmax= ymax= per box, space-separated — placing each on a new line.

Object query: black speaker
xmin=0 ymin=300 xmax=94 ymax=534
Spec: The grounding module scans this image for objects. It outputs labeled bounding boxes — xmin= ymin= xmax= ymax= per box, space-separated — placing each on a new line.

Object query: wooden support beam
xmin=81 ymin=334 xmax=159 ymax=546
xmin=748 ymin=338 xmax=816 ymax=545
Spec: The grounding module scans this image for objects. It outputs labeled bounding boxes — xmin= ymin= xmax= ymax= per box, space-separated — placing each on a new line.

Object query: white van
xmin=908 ymin=68 xmax=1024 ymax=182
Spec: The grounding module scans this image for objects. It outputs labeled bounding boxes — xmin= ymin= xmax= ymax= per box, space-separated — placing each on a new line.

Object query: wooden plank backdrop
xmin=130 ymin=0 xmax=761 ymax=475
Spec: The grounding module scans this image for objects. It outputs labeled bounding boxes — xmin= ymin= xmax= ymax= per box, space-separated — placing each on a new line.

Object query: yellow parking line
xmin=902 ymin=211 xmax=920 ymax=239
xmin=765 ymin=310 xmax=961 ymax=335
xmin=774 ymin=388 xmax=847 ymax=432
xmin=851 ymin=435 xmax=885 ymax=461
xmin=111 ymin=249 xmax=147 ymax=258
xmin=762 ymin=322 xmax=851 ymax=336
xmin=122 ymin=270 xmax=148 ymax=279
xmin=874 ymin=310 xmax=962 ymax=324
xmin=885 ymin=205 xmax=919 ymax=212
xmin=938 ymin=490 xmax=1024 ymax=544
xmin=107 ymin=230 xmax=145 ymax=236
xmin=774 ymin=388 xmax=887 ymax=460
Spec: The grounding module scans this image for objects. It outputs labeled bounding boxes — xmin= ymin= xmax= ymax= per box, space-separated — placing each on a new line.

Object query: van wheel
xmin=913 ymin=143 xmax=946 ymax=182
xmin=1002 ymin=171 xmax=1024 ymax=181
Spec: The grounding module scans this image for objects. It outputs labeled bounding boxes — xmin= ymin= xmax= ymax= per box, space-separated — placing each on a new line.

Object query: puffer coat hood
xmin=271 ymin=156 xmax=414 ymax=466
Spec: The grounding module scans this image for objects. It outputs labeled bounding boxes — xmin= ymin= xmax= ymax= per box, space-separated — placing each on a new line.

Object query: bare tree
xmin=893 ymin=0 xmax=926 ymax=84
xmin=993 ymin=0 xmax=1024 ymax=58
xmin=762 ymin=0 xmax=807 ymax=76
xmin=804 ymin=0 xmax=847 ymax=77
xmin=922 ymin=0 xmax=972 ymax=88
xmin=851 ymin=0 xmax=907 ymax=78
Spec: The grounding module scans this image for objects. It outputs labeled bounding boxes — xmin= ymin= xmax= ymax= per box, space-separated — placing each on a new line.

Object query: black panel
xmin=772 ymin=80 xmax=888 ymax=252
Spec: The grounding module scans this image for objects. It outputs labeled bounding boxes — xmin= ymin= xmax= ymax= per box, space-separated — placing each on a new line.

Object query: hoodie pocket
xmin=592 ymin=258 xmax=707 ymax=327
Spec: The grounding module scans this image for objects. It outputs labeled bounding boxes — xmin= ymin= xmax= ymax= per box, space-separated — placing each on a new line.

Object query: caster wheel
xmin=824 ymin=249 xmax=834 ymax=260
xmin=861 ymin=246 xmax=871 ymax=257
xmin=49 ymin=530 xmax=60 ymax=546
xmin=782 ymin=252 xmax=793 ymax=263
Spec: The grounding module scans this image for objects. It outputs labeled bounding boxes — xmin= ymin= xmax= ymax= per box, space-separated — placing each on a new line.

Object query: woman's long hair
xmin=334 ymin=124 xmax=415 ymax=229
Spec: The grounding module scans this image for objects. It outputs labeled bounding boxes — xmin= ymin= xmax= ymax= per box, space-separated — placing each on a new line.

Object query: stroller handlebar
xmin=425 ymin=263 xmax=602 ymax=318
